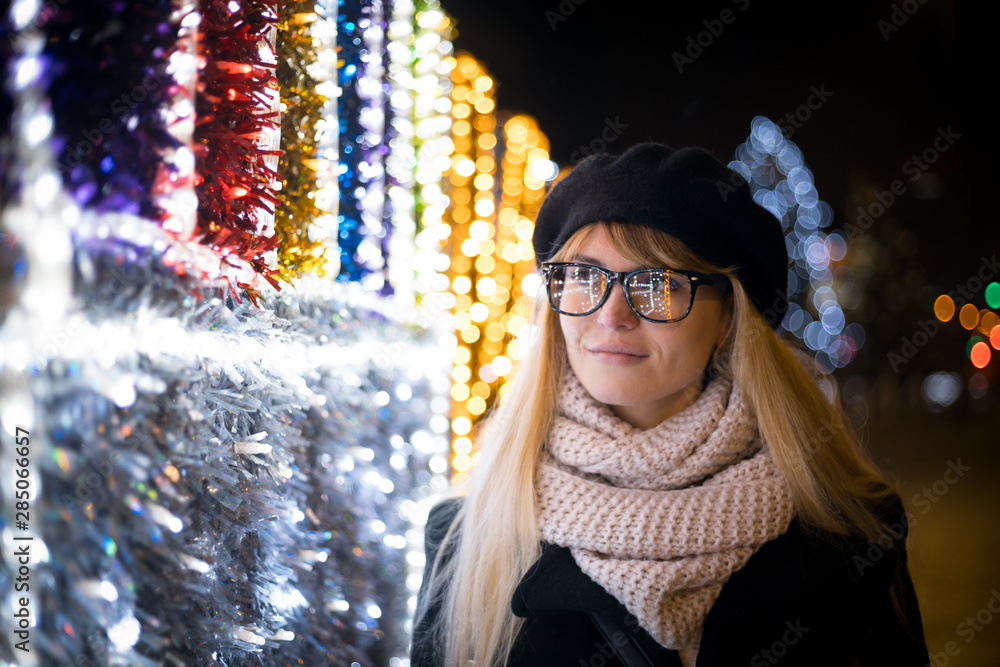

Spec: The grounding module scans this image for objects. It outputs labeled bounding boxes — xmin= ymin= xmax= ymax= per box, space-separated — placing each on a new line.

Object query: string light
xmin=443 ymin=52 xmax=554 ymax=480
xmin=385 ymin=0 xmax=454 ymax=307
xmin=731 ymin=116 xmax=859 ymax=372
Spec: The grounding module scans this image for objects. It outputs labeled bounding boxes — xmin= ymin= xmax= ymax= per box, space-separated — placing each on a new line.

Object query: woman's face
xmin=558 ymin=225 xmax=732 ymax=430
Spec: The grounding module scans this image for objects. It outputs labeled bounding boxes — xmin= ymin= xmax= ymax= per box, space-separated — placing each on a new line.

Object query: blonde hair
xmin=416 ymin=221 xmax=895 ymax=667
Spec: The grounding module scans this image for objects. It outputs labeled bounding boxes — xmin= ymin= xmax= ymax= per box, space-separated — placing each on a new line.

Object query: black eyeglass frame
xmin=540 ymin=261 xmax=730 ymax=323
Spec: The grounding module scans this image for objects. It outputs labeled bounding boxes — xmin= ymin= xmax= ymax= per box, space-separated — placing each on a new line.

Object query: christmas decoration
xmin=729 ymin=116 xmax=862 ymax=373
xmin=2 ymin=0 xmax=458 ymax=665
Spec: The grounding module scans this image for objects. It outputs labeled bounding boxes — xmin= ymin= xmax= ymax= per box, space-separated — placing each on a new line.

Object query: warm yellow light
xmin=452 ymin=84 xmax=469 ymax=101
xmin=459 ymin=58 xmax=479 ymax=78
xmin=978 ymin=310 xmax=998 ymax=336
xmin=461 ymin=238 xmax=480 ymax=257
xmin=452 ymin=365 xmax=471 ymax=383
xmin=471 ymin=382 xmax=491 ymax=398
xmin=514 ymin=218 xmax=534 ymax=240
xmin=453 ymin=453 xmax=472 ymax=472
xmin=474 ymin=199 xmax=495 ymax=217
xmin=475 ymin=255 xmax=495 ymax=273
xmin=454 ymin=437 xmax=473 ymax=455
xmin=502 ymin=243 xmax=520 ymax=263
xmin=503 ymin=180 xmax=522 ymax=196
xmin=461 ymin=324 xmax=481 ymax=343
xmin=473 ymin=173 xmax=493 ymax=191
xmin=473 ymin=114 xmax=496 ymax=133
xmin=453 ymin=346 xmax=471 ymax=365
xmin=475 ymin=97 xmax=495 ymax=114
xmin=506 ymin=313 xmax=526 ymax=334
xmin=524 ymin=174 xmax=543 ymax=191
xmin=453 ymin=120 xmax=470 ymax=136
xmin=959 ymin=303 xmax=979 ymax=330
xmin=474 ymin=75 xmax=493 ymax=91
xmin=493 ymin=285 xmax=510 ymax=304
xmin=477 ymin=276 xmax=497 ymax=297
xmin=451 ymin=383 xmax=470 ymax=401
xmin=469 ymin=220 xmax=492 ymax=240
xmin=498 ymin=207 xmax=518 ymax=226
xmin=467 ymin=396 xmax=487 ymax=415
xmin=492 ymin=355 xmax=512 ymax=376
xmin=527 ymin=147 xmax=548 ymax=162
xmin=454 ymin=158 xmax=475 ymax=177
xmin=478 ymin=133 xmax=497 ymax=150
xmin=476 ymin=156 xmax=495 ymax=173
xmin=485 ymin=322 xmax=506 ymax=341
xmin=452 ymin=416 xmax=472 ymax=435
xmin=452 ymin=102 xmax=470 ymax=119
xmin=469 ymin=302 xmax=489 ymax=322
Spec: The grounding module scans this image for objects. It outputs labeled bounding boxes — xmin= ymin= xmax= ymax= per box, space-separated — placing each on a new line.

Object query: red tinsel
xmin=194 ymin=0 xmax=285 ymax=303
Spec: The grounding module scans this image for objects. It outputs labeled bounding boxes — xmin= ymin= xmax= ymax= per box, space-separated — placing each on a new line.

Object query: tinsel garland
xmin=40 ymin=0 xmax=180 ymax=220
xmin=337 ymin=0 xmax=371 ymax=282
xmin=0 ymin=233 xmax=449 ymax=665
xmin=384 ymin=0 xmax=454 ymax=307
xmin=357 ymin=0 xmax=391 ymax=295
xmin=274 ymin=3 xmax=333 ymax=281
xmin=194 ymin=0 xmax=283 ymax=301
xmin=1 ymin=7 xmax=15 ymax=205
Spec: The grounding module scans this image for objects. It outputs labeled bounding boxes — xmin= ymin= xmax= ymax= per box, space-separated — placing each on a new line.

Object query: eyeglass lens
xmin=548 ymin=265 xmax=692 ymax=321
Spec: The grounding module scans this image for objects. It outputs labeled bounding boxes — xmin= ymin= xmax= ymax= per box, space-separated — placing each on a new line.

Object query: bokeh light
xmin=731 ymin=116 xmax=855 ymax=372
xmin=934 ymin=294 xmax=955 ymax=322
xmin=970 ymin=341 xmax=992 ymax=369
xmin=443 ymin=53 xmax=554 ymax=474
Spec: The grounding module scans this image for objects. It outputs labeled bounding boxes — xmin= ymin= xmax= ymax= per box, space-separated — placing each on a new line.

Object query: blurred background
xmin=439 ymin=0 xmax=999 ymax=664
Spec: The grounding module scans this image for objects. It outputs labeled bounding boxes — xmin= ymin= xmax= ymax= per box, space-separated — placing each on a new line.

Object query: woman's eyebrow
xmin=569 ymin=254 xmax=649 ymax=271
xmin=569 ymin=254 xmax=606 ymax=267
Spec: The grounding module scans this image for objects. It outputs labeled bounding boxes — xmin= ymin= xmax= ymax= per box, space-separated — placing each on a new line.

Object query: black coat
xmin=410 ymin=497 xmax=929 ymax=667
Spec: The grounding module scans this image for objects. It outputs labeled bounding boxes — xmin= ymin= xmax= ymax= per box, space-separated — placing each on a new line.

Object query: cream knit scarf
xmin=535 ymin=366 xmax=796 ymax=650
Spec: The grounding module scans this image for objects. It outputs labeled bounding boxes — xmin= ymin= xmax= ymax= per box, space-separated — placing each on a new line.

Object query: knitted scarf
xmin=535 ymin=366 xmax=796 ymax=650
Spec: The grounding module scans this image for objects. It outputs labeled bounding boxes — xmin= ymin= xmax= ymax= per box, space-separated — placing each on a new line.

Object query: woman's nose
xmin=596 ymin=282 xmax=639 ymax=328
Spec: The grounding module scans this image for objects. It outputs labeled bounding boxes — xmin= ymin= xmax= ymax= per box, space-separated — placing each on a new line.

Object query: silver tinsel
xmin=1 ymin=227 xmax=451 ymax=666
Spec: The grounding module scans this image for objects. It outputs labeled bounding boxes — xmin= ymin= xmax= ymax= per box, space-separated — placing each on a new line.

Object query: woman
xmin=411 ymin=143 xmax=928 ymax=666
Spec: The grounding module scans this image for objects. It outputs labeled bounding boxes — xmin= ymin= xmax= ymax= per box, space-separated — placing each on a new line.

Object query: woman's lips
xmin=587 ymin=343 xmax=648 ymax=363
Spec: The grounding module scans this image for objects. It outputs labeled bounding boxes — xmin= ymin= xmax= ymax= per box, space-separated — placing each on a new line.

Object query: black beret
xmin=532 ymin=143 xmax=789 ymax=325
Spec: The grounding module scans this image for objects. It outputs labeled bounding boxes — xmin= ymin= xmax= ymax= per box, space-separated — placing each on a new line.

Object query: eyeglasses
xmin=541 ymin=262 xmax=728 ymax=323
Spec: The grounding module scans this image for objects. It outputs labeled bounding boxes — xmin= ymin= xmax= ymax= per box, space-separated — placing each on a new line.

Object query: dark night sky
xmin=438 ymin=0 xmax=997 ymax=285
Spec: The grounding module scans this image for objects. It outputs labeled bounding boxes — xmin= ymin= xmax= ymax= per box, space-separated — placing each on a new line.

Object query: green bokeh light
xmin=985 ymin=282 xmax=1000 ymax=309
